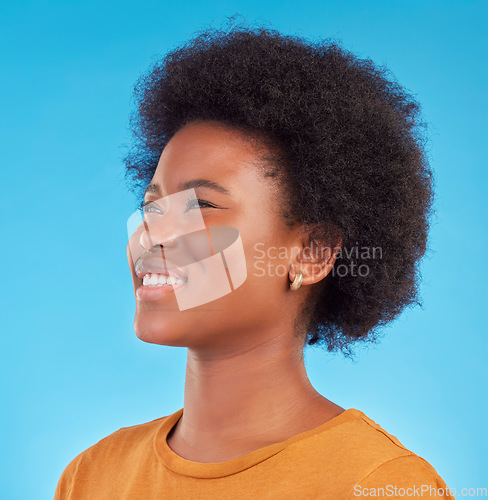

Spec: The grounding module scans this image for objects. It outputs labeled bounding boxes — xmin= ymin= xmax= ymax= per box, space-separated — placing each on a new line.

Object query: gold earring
xmin=290 ymin=271 xmax=304 ymax=291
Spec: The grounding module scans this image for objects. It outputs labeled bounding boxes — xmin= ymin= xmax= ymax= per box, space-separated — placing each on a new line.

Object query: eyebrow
xmin=144 ymin=179 xmax=232 ymax=198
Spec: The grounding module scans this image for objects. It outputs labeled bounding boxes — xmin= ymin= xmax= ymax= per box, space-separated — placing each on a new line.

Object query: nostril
xmin=160 ymin=235 xmax=179 ymax=248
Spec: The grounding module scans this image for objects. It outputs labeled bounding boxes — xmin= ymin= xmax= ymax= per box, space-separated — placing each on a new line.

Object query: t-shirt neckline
xmin=153 ymin=407 xmax=363 ymax=478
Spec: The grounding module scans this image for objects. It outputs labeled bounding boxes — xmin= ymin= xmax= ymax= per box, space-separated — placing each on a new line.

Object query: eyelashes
xmin=139 ymin=197 xmax=217 ymax=214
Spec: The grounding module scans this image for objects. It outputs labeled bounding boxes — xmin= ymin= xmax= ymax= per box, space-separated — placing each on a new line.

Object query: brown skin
xmin=127 ymin=120 xmax=344 ymax=463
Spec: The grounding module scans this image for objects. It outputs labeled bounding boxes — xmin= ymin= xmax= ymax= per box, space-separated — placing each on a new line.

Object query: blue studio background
xmin=1 ymin=1 xmax=486 ymax=498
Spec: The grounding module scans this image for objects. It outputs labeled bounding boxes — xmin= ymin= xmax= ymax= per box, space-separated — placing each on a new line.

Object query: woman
xmin=55 ymin=23 xmax=454 ymax=499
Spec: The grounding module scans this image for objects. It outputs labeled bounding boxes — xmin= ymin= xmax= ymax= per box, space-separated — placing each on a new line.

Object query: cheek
xmin=227 ymin=232 xmax=291 ymax=312
xmin=245 ymin=228 xmax=291 ymax=285
xmin=235 ymin=197 xmax=293 ymax=284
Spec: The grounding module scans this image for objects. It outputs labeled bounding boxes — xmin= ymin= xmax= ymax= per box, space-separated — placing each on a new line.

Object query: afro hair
xmin=124 ymin=20 xmax=434 ymax=355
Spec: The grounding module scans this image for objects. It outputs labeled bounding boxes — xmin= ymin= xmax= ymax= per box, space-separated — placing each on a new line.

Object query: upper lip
xmin=135 ymin=255 xmax=188 ymax=282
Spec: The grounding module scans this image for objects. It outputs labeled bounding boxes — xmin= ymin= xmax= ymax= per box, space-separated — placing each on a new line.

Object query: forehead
xmin=150 ymin=122 xmax=266 ymax=190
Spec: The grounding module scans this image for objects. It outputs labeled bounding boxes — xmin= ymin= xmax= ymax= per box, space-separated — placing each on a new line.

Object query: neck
xmin=169 ymin=330 xmax=343 ymax=460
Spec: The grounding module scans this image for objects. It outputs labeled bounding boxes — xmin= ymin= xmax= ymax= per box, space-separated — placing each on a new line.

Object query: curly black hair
xmin=124 ymin=20 xmax=434 ymax=355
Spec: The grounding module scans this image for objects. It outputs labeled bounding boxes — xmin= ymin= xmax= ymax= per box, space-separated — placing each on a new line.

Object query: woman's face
xmin=127 ymin=121 xmax=307 ymax=353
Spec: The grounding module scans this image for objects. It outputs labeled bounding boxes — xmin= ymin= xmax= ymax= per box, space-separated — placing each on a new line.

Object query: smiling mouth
xmin=134 ymin=254 xmax=188 ymax=285
xmin=134 ymin=269 xmax=189 ymax=302
xmin=139 ymin=272 xmax=188 ymax=288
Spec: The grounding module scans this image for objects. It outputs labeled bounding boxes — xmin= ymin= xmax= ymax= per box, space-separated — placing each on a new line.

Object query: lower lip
xmin=136 ymin=282 xmax=186 ymax=302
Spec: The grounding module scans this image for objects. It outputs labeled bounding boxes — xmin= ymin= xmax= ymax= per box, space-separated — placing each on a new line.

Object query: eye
xmin=139 ymin=200 xmax=162 ymax=214
xmin=139 ymin=198 xmax=217 ymax=215
xmin=185 ymin=198 xmax=217 ymax=211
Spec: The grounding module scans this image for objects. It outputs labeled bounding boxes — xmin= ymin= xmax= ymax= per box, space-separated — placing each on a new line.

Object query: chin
xmin=133 ymin=308 xmax=193 ymax=346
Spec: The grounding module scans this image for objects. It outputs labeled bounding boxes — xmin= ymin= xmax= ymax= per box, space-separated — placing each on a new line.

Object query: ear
xmin=288 ymin=227 xmax=342 ymax=287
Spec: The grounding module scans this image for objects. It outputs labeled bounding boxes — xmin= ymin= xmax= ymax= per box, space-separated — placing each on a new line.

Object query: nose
xmin=139 ymin=215 xmax=180 ymax=250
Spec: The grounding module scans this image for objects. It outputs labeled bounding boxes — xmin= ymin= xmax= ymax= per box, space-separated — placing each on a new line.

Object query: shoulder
xmin=305 ymin=408 xmax=415 ymax=465
xmin=79 ymin=415 xmax=167 ymax=459
xmin=302 ymin=409 xmax=454 ymax=499
xmin=348 ymin=455 xmax=455 ymax=499
xmin=337 ymin=410 xmax=454 ymax=499
xmin=54 ymin=415 xmax=169 ymax=499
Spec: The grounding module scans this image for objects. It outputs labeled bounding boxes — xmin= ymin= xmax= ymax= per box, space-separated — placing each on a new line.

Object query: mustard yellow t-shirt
xmin=54 ymin=408 xmax=454 ymax=499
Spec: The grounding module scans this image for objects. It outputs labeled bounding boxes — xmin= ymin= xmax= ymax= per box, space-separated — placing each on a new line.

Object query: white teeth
xmin=142 ymin=273 xmax=185 ymax=287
